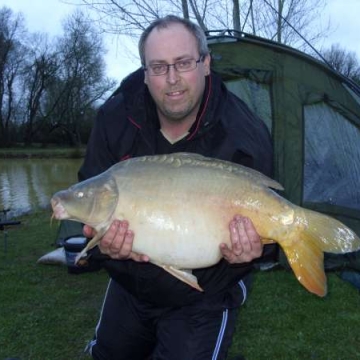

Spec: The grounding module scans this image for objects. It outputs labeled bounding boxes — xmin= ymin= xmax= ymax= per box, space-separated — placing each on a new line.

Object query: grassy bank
xmin=0 ymin=210 xmax=359 ymax=359
xmin=0 ymin=211 xmax=107 ymax=360
xmin=0 ymin=146 xmax=86 ymax=159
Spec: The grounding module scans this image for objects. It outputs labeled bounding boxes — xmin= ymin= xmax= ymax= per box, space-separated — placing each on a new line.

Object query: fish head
xmin=51 ymin=173 xmax=118 ymax=227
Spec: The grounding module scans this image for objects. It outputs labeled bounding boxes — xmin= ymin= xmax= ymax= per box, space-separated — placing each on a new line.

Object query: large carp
xmin=51 ymin=153 xmax=360 ymax=296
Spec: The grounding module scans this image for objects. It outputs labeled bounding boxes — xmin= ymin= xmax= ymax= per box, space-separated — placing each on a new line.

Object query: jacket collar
xmin=120 ymin=68 xmax=226 ymax=140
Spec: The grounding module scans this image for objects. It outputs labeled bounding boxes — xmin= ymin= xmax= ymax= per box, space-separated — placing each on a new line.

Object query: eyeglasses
xmin=144 ymin=57 xmax=203 ymax=76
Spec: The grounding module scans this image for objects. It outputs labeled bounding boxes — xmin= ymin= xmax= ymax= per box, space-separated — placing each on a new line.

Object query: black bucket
xmin=64 ymin=236 xmax=87 ymax=274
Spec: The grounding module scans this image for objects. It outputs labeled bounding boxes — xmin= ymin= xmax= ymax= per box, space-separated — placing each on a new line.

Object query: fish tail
xmin=282 ymin=236 xmax=327 ymax=297
xmin=281 ymin=208 xmax=360 ymax=297
xmin=299 ymin=208 xmax=360 ymax=253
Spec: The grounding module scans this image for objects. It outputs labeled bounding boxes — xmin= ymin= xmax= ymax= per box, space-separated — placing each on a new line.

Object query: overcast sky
xmin=2 ymin=0 xmax=360 ymax=83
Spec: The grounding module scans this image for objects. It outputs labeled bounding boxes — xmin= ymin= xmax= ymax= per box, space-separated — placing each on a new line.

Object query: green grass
xmin=0 ymin=211 xmax=108 ymax=360
xmin=230 ymin=271 xmax=360 ymax=360
xmin=0 ymin=211 xmax=359 ymax=360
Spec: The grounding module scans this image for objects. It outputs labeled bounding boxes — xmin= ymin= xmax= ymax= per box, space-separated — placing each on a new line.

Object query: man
xmin=81 ymin=15 xmax=274 ymax=360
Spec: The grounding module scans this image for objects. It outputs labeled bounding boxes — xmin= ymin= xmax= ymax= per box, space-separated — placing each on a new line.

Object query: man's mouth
xmin=166 ymin=90 xmax=185 ymax=97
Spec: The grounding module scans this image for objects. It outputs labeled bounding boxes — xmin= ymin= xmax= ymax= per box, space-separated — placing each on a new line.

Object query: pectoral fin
xmin=155 ymin=263 xmax=204 ymax=292
xmin=75 ymin=230 xmax=105 ymax=264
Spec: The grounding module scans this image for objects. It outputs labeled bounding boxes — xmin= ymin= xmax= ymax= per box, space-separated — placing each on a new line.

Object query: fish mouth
xmin=51 ymin=197 xmax=70 ymax=220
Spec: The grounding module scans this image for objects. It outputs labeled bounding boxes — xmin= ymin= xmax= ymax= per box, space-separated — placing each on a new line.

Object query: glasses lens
xmin=150 ymin=64 xmax=168 ymax=75
xmin=175 ymin=59 xmax=196 ymax=72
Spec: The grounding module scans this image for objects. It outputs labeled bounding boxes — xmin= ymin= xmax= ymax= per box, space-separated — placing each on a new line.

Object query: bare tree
xmin=0 ymin=7 xmax=26 ymax=146
xmin=47 ymin=10 xmax=116 ymax=146
xmin=73 ymin=0 xmax=232 ymax=33
xmin=73 ymin=0 xmax=175 ymax=35
xmin=20 ymin=34 xmax=59 ymax=145
xmin=232 ymin=0 xmax=241 ymax=31
xmin=73 ymin=0 xmax=331 ymax=56
xmin=0 ymin=6 xmax=118 ymax=146
xmin=245 ymin=0 xmax=330 ymax=51
xmin=321 ymin=44 xmax=360 ymax=84
xmin=181 ymin=0 xmax=190 ymax=19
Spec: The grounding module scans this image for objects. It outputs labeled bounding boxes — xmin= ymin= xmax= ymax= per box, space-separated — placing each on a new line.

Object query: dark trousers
xmin=88 ymin=279 xmax=245 ymax=360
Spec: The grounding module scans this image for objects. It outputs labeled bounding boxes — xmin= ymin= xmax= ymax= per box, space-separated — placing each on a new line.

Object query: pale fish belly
xmin=111 ymin=173 xmax=262 ymax=269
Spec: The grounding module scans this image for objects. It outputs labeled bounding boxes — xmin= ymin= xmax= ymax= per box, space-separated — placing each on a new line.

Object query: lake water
xmin=0 ymin=158 xmax=83 ymax=219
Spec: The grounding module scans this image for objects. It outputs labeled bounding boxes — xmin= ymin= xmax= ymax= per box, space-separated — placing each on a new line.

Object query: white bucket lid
xmin=66 ymin=236 xmax=87 ymax=245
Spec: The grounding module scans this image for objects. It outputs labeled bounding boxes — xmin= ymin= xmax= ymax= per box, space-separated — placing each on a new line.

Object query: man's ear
xmin=203 ymin=54 xmax=211 ymax=75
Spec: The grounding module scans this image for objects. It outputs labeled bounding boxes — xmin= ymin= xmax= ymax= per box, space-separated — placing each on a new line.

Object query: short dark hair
xmin=138 ymin=15 xmax=209 ymax=66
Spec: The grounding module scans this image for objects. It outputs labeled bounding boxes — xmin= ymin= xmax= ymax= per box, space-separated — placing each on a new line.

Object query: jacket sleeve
xmin=78 ymin=108 xmax=118 ymax=181
xmin=224 ymin=91 xmax=274 ymax=178
xmin=78 ymin=93 xmax=131 ymax=181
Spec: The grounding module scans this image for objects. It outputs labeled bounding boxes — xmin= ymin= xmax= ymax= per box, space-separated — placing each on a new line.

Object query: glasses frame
xmin=143 ymin=57 xmax=203 ymax=76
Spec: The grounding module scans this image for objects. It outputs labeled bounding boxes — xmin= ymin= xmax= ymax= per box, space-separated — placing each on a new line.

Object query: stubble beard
xmin=158 ymin=97 xmax=200 ymax=124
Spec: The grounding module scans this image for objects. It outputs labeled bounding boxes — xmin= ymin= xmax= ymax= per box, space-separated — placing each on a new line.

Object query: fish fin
xmin=75 ymin=231 xmax=105 ymax=264
xmin=156 ymin=264 xmax=204 ymax=292
xmin=299 ymin=208 xmax=360 ymax=254
xmin=279 ymin=207 xmax=360 ymax=297
xmin=282 ymin=240 xmax=327 ymax=297
xmin=261 ymin=238 xmax=276 ymax=245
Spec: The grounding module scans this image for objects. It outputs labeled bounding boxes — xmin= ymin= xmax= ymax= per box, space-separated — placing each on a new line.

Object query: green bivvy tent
xmin=207 ymin=30 xmax=360 ymax=237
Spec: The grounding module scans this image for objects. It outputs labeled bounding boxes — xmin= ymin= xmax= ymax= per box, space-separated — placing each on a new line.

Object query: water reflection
xmin=0 ymin=158 xmax=82 ymax=218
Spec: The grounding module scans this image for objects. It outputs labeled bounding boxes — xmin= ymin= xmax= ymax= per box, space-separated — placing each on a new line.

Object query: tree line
xmin=2 ymin=1 xmax=360 ymax=148
xmin=0 ymin=6 xmax=117 ymax=148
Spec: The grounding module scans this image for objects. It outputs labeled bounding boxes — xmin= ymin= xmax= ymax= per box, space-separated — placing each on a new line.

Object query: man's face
xmin=143 ymin=23 xmax=210 ymax=123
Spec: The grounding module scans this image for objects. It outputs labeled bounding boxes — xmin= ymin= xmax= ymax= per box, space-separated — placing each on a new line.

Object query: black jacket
xmin=79 ymin=68 xmax=274 ymax=307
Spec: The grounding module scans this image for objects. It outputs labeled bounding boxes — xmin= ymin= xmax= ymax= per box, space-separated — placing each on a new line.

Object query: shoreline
xmin=0 ymin=147 xmax=86 ymax=159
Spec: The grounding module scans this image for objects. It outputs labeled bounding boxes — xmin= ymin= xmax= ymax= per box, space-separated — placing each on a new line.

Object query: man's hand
xmin=220 ymin=215 xmax=263 ymax=264
xmin=83 ymin=220 xmax=149 ymax=262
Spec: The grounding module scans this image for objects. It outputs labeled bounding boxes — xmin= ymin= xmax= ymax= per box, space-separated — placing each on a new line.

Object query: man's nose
xmin=166 ymin=65 xmax=180 ymax=84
